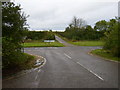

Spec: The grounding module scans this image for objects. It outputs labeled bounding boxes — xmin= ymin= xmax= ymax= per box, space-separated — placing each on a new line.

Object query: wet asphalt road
xmin=2 ymin=36 xmax=119 ymax=88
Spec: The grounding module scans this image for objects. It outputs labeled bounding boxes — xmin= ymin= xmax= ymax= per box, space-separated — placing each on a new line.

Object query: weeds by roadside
xmin=91 ymin=49 xmax=119 ymax=62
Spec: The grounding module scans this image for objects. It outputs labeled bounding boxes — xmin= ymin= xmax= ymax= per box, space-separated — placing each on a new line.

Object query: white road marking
xmin=54 ymin=47 xmax=58 ymax=49
xmin=38 ymin=58 xmax=47 ymax=68
xmin=89 ymin=70 xmax=104 ymax=81
xmin=64 ymin=53 xmax=72 ymax=59
xmin=38 ymin=69 xmax=41 ymax=73
xmin=35 ymin=69 xmax=41 ymax=80
xmin=35 ymin=74 xmax=38 ymax=80
xmin=34 ymin=68 xmax=38 ymax=71
xmin=77 ymin=62 xmax=104 ymax=81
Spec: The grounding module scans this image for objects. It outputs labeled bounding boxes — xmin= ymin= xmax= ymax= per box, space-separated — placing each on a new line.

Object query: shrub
xmin=103 ymin=21 xmax=120 ymax=57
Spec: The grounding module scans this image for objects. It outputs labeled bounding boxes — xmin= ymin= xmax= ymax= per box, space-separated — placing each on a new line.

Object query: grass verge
xmin=22 ymin=41 xmax=65 ymax=47
xmin=3 ymin=53 xmax=37 ymax=78
xmin=91 ymin=49 xmax=119 ymax=62
xmin=69 ymin=41 xmax=104 ymax=46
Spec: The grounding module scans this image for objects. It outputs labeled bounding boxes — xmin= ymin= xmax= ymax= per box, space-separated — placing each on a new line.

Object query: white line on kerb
xmin=34 ymin=58 xmax=46 ymax=81
xmin=34 ymin=68 xmax=38 ymax=71
xmin=64 ymin=53 xmax=72 ymax=59
xmin=77 ymin=62 xmax=104 ymax=81
xmin=38 ymin=69 xmax=41 ymax=73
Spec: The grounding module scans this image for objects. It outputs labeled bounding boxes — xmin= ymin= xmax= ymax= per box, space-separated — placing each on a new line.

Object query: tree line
xmin=26 ymin=30 xmax=55 ymax=41
xmin=57 ymin=16 xmax=119 ymax=57
xmin=58 ymin=16 xmax=117 ymax=41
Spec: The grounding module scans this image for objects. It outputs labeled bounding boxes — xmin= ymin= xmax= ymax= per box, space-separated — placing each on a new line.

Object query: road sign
xmin=44 ymin=40 xmax=55 ymax=42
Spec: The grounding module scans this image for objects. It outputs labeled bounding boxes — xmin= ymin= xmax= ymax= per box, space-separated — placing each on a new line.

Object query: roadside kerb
xmin=3 ymin=54 xmax=46 ymax=81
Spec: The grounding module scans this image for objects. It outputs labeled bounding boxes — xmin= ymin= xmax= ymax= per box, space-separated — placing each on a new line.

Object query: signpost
xmin=44 ymin=40 xmax=55 ymax=46
xmin=44 ymin=40 xmax=55 ymax=42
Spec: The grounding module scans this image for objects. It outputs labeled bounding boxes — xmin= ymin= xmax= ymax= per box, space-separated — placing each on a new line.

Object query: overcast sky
xmin=14 ymin=0 xmax=119 ymax=31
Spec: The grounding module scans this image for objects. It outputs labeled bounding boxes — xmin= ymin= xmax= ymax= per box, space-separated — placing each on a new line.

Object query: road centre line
xmin=77 ymin=62 xmax=104 ymax=81
xmin=64 ymin=53 xmax=72 ymax=59
xmin=35 ymin=69 xmax=41 ymax=81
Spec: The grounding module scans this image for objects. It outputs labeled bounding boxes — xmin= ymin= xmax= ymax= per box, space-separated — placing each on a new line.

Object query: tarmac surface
xmin=2 ymin=36 xmax=119 ymax=88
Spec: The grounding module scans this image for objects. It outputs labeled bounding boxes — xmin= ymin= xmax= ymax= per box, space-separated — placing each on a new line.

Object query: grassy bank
xmin=91 ymin=49 xmax=119 ymax=62
xmin=19 ymin=53 xmax=36 ymax=69
xmin=3 ymin=53 xmax=36 ymax=78
xmin=69 ymin=41 xmax=104 ymax=46
xmin=22 ymin=40 xmax=65 ymax=47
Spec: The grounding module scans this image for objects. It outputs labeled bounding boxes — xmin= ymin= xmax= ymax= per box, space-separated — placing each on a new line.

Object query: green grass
xmin=69 ymin=41 xmax=104 ymax=46
xmin=91 ymin=49 xmax=119 ymax=62
xmin=3 ymin=53 xmax=36 ymax=78
xmin=22 ymin=41 xmax=65 ymax=47
xmin=21 ymin=53 xmax=36 ymax=69
xmin=56 ymin=34 xmax=104 ymax=46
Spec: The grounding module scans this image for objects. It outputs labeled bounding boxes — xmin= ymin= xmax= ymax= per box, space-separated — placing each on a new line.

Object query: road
xmin=2 ymin=36 xmax=119 ymax=88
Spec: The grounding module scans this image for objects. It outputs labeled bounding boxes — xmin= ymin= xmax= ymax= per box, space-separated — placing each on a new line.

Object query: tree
xmin=2 ymin=2 xmax=29 ymax=44
xmin=2 ymin=2 xmax=29 ymax=69
xmin=94 ymin=20 xmax=108 ymax=31
xmin=77 ymin=18 xmax=86 ymax=28
xmin=103 ymin=18 xmax=120 ymax=57
xmin=63 ymin=17 xmax=103 ymax=40
xmin=85 ymin=25 xmax=93 ymax=31
xmin=105 ymin=18 xmax=118 ymax=35
xmin=71 ymin=16 xmax=86 ymax=28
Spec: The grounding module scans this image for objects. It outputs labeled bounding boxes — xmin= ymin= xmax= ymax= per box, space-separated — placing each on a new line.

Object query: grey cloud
xmin=15 ymin=0 xmax=118 ymax=31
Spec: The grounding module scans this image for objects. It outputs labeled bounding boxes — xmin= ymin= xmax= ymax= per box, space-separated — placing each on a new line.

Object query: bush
xmin=2 ymin=37 xmax=23 ymax=69
xmin=44 ymin=31 xmax=55 ymax=40
xmin=3 ymin=47 xmax=34 ymax=70
xmin=26 ymin=31 xmax=55 ymax=40
xmin=2 ymin=2 xmax=30 ymax=70
xmin=103 ymin=21 xmax=120 ymax=57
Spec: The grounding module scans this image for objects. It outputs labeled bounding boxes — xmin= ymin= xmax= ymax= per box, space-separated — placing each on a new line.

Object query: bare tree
xmin=72 ymin=16 xmax=78 ymax=28
xmin=77 ymin=18 xmax=86 ymax=28
xmin=71 ymin=16 xmax=86 ymax=28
